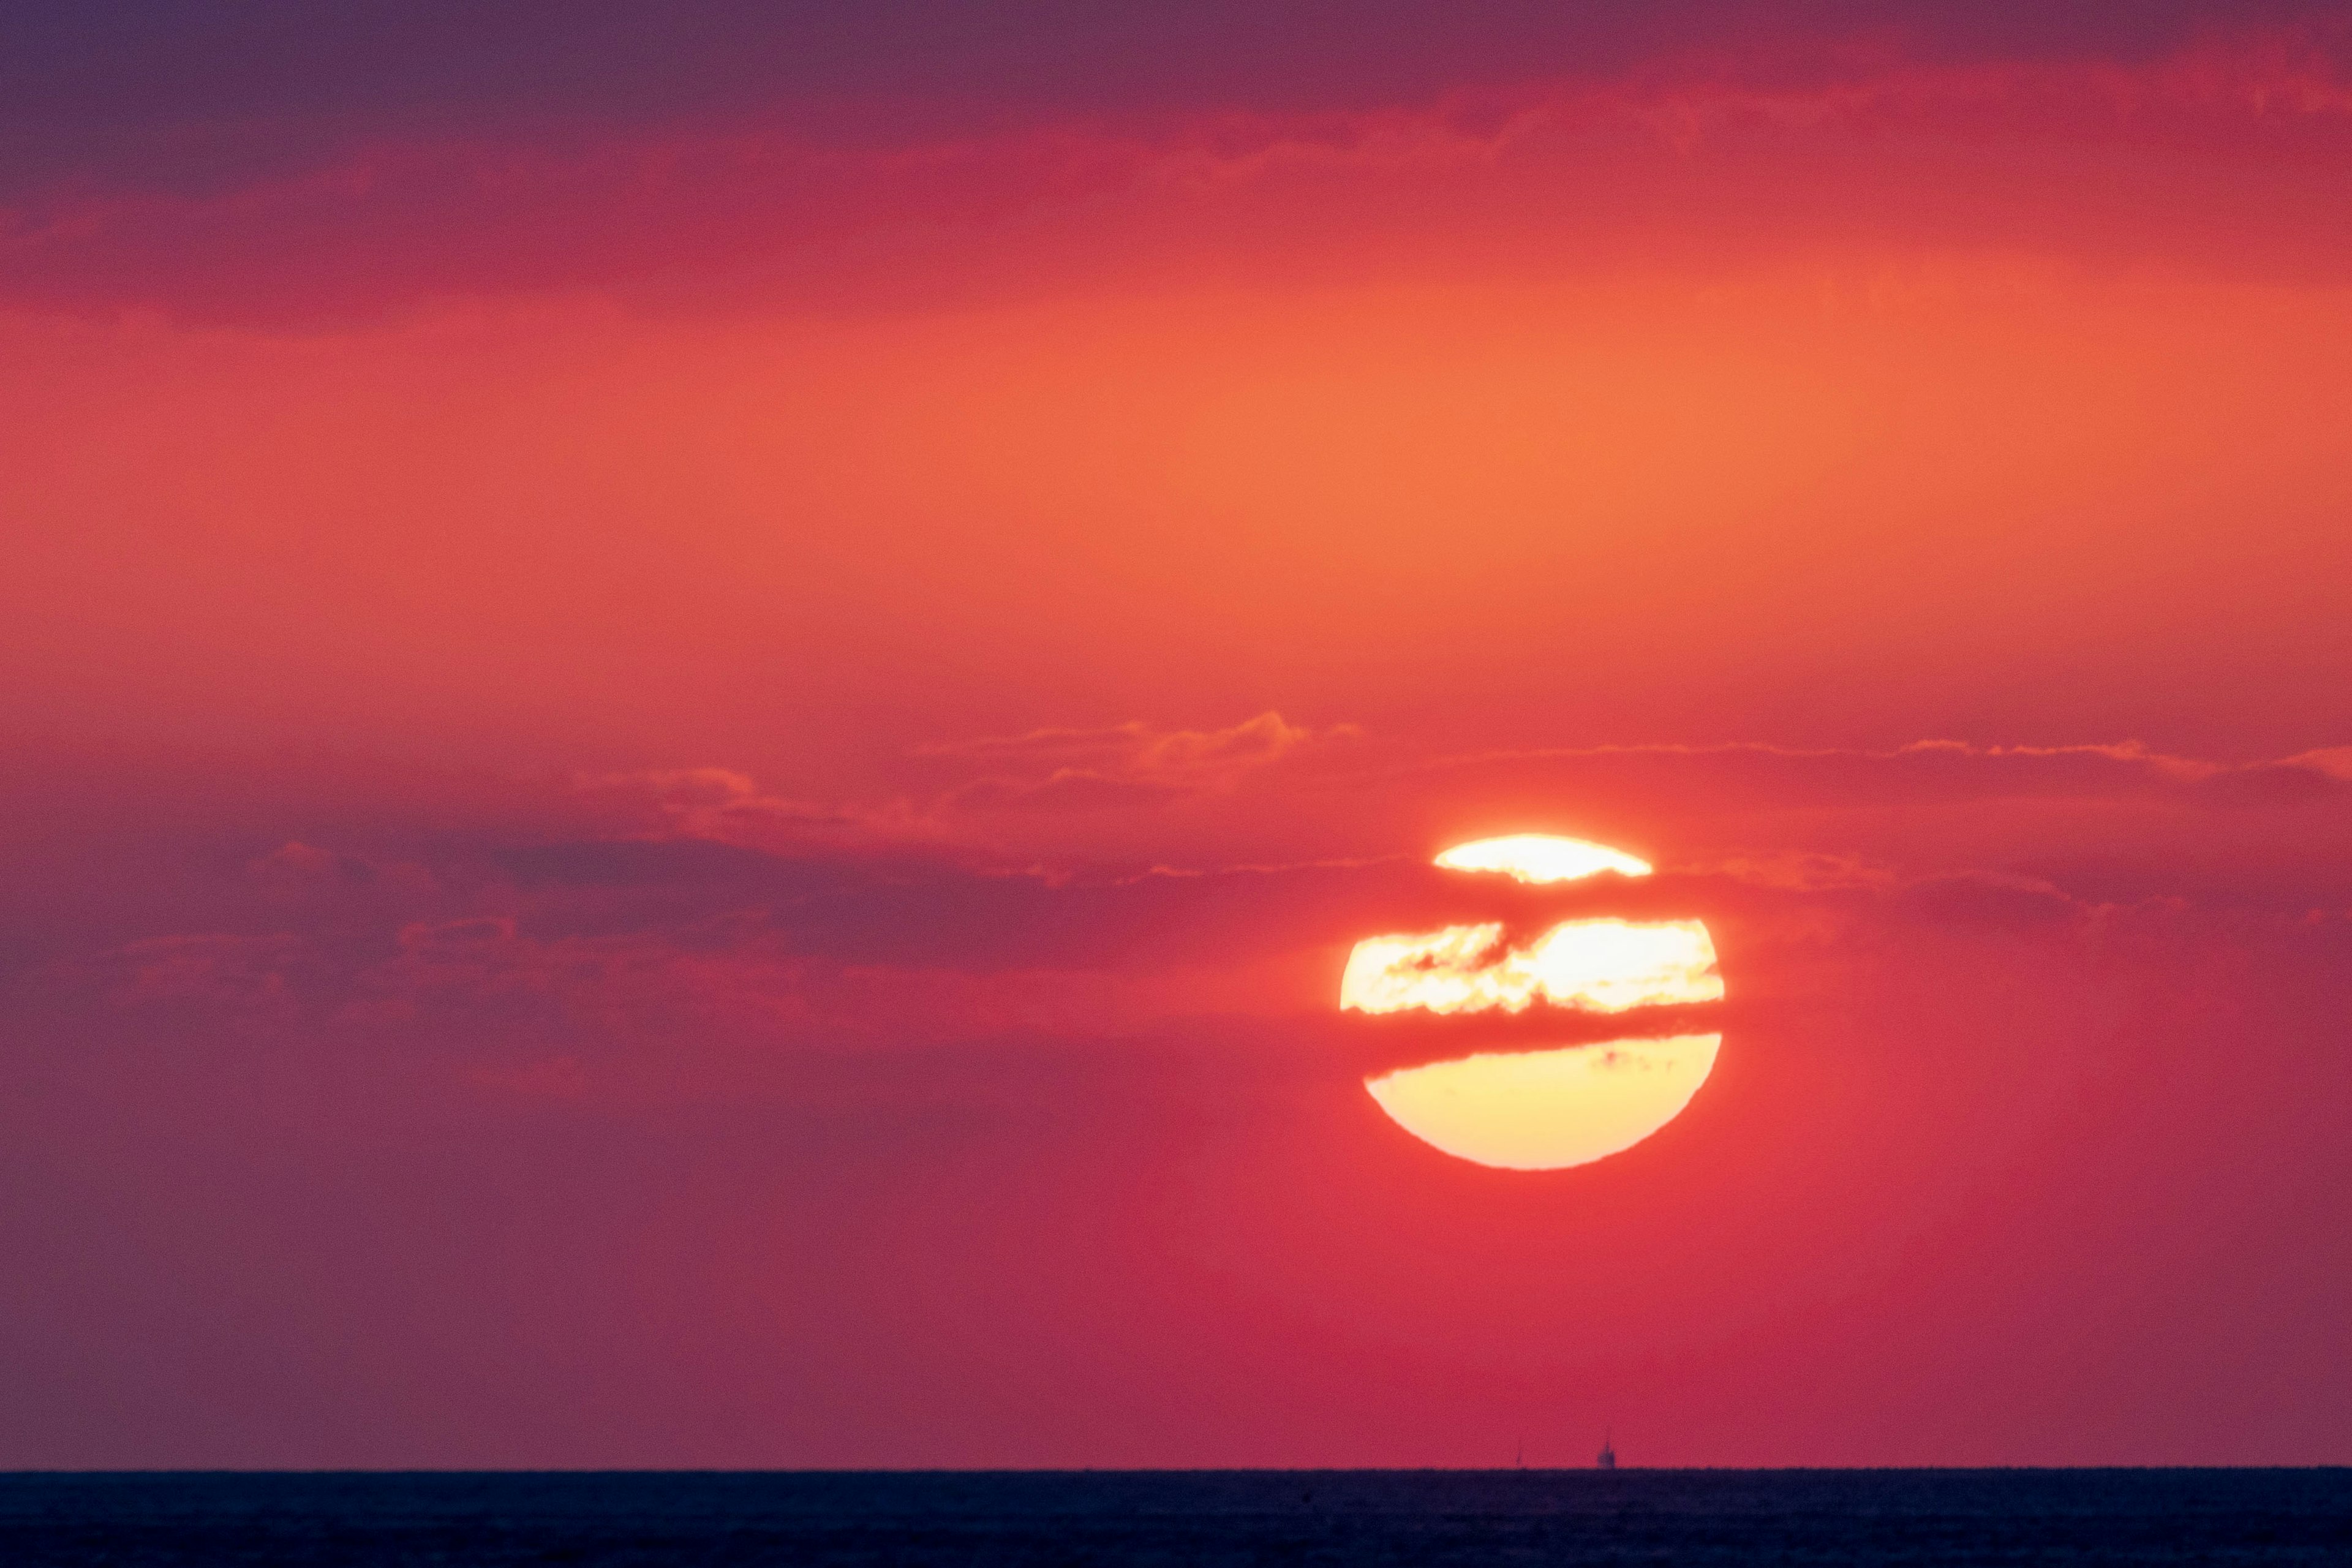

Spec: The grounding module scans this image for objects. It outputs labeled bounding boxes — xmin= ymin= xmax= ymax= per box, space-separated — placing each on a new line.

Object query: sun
xmin=1432 ymin=834 xmax=1652 ymax=883
xmin=1365 ymin=1036 xmax=1722 ymax=1172
xmin=1341 ymin=834 xmax=1722 ymax=1170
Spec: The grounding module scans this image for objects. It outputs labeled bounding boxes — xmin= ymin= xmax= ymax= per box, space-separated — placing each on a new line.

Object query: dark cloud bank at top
xmin=6 ymin=1 xmax=2351 ymax=325
xmin=13 ymin=1 xmax=2338 ymax=147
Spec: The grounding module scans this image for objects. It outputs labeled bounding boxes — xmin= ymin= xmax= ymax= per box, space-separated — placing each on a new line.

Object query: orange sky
xmin=10 ymin=262 xmax=2351 ymax=775
xmin=3 ymin=4 xmax=2351 ymax=1468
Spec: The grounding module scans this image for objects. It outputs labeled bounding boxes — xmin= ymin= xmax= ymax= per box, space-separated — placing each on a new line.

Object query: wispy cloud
xmin=924 ymin=711 xmax=1359 ymax=815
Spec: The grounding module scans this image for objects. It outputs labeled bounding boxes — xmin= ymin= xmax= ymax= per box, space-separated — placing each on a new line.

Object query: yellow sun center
xmin=1366 ymin=1036 xmax=1722 ymax=1172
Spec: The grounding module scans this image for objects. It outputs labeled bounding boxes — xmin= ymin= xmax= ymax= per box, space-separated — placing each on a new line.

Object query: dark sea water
xmin=4 ymin=1469 xmax=2348 ymax=1566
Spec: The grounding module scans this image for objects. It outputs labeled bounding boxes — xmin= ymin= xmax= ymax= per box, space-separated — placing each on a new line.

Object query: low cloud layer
xmin=4 ymin=714 xmax=2350 ymax=1466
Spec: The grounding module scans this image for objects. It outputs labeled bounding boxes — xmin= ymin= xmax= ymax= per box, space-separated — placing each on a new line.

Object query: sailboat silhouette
xmin=1597 ymin=1430 xmax=1616 ymax=1470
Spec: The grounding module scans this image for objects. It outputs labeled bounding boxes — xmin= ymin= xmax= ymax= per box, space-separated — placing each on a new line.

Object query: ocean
xmin=4 ymin=1469 xmax=2347 ymax=1564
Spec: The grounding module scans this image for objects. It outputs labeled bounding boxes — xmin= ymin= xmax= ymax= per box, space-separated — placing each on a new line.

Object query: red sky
xmin=3 ymin=1 xmax=2350 ymax=1468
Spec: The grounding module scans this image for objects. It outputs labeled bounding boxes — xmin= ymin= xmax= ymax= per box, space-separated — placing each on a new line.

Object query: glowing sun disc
xmin=1366 ymin=1035 xmax=1721 ymax=1170
xmin=1343 ymin=833 xmax=1722 ymax=1171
